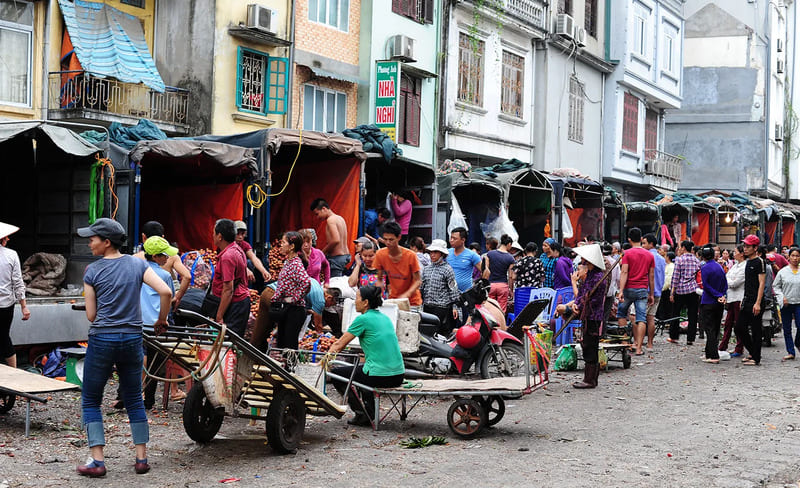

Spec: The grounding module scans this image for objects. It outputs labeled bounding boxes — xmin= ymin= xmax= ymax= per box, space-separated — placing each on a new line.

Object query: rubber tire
xmin=622 ymin=348 xmax=631 ymax=369
xmin=182 ymin=383 xmax=224 ymax=443
xmin=479 ymin=396 xmax=505 ymax=426
xmin=266 ymin=389 xmax=306 ymax=454
xmin=447 ymin=398 xmax=486 ymax=439
xmin=0 ymin=393 xmax=15 ymax=414
xmin=479 ymin=342 xmax=527 ymax=379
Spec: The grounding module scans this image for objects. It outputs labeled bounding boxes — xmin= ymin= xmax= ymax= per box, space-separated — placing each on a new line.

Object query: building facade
xmin=0 ymin=0 xmax=48 ymax=122
xmin=666 ymin=0 xmax=787 ymax=200
xmin=602 ymin=0 xmax=685 ymax=201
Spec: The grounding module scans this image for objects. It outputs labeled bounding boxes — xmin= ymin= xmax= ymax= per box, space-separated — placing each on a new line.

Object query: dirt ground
xmin=1 ymin=334 xmax=800 ymax=488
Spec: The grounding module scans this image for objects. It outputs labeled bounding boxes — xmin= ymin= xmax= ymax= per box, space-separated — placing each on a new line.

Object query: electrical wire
xmin=266 ymin=129 xmax=303 ymax=197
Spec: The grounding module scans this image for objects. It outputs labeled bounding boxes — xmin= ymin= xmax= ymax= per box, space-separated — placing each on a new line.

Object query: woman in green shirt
xmin=329 ymin=285 xmax=404 ymax=426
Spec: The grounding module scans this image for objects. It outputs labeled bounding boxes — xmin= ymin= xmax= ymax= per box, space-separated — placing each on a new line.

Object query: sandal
xmin=666 ymin=338 xmax=679 ymax=344
xmin=742 ymin=359 xmax=759 ymax=366
xmin=783 ymin=355 xmax=795 ymax=361
xmin=702 ymin=358 xmax=719 ymax=364
xmin=170 ymin=390 xmax=187 ymax=401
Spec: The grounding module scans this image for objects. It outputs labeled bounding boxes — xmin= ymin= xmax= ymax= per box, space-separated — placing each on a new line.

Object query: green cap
xmin=143 ymin=236 xmax=178 ymax=256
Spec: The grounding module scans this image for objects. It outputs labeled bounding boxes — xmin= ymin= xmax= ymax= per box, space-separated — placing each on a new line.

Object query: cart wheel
xmin=447 ymin=398 xmax=486 ymax=439
xmin=479 ymin=396 xmax=505 ymax=426
xmin=0 ymin=393 xmax=15 ymax=414
xmin=183 ymin=383 xmax=224 ymax=443
xmin=622 ymin=349 xmax=631 ymax=369
xmin=266 ymin=389 xmax=306 ymax=454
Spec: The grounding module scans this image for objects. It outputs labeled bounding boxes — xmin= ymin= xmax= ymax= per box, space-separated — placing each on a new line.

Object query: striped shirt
xmin=420 ymin=259 xmax=460 ymax=308
xmin=540 ymin=255 xmax=557 ymax=289
xmin=671 ymin=253 xmax=701 ymax=296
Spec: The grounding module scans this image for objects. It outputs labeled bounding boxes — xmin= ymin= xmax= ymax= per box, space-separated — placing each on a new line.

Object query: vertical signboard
xmin=375 ymin=61 xmax=400 ymax=142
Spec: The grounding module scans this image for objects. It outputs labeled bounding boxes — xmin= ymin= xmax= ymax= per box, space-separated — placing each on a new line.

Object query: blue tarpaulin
xmin=58 ymin=0 xmax=165 ymax=92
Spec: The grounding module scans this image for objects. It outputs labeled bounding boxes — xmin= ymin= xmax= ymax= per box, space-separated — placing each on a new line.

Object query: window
xmin=662 ymin=23 xmax=678 ymax=73
xmin=558 ymin=0 xmax=572 ymax=15
xmin=584 ymin=0 xmax=598 ymax=38
xmin=236 ymin=47 xmax=289 ymax=115
xmin=568 ymin=77 xmax=584 ymax=143
xmin=308 ymin=0 xmax=349 ymax=31
xmin=633 ymin=4 xmax=649 ymax=58
xmin=501 ymin=51 xmax=524 ymax=118
xmin=303 ymin=85 xmax=347 ymax=133
xmin=399 ymin=75 xmax=421 ymax=146
xmin=457 ymin=32 xmax=484 ymax=106
xmin=0 ymin=0 xmax=33 ymax=106
xmin=622 ymin=93 xmax=639 ymax=152
xmin=391 ymin=0 xmax=434 ymax=24
xmin=644 ymin=109 xmax=658 ymax=159
xmin=120 ymin=0 xmax=145 ymax=7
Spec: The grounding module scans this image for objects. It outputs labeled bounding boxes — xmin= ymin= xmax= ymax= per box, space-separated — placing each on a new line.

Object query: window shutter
xmin=409 ymin=78 xmax=421 ymax=146
xmin=266 ymin=56 xmax=289 ymax=114
xmin=423 ymin=0 xmax=434 ymax=23
xmin=235 ymin=47 xmax=244 ymax=110
xmin=392 ymin=0 xmax=402 ymax=14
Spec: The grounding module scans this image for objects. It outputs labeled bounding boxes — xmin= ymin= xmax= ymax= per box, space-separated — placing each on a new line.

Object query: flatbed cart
xmin=142 ymin=310 xmax=345 ymax=453
xmin=563 ymin=321 xmax=633 ymax=370
xmin=0 ymin=364 xmax=80 ymax=437
xmin=322 ymin=327 xmax=549 ymax=439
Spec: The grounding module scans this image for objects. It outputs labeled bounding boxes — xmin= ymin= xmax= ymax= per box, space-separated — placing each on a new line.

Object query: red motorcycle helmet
xmin=456 ymin=326 xmax=481 ymax=349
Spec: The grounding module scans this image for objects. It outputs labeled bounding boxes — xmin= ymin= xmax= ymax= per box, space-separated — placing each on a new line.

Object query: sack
xmin=41 ymin=347 xmax=66 ymax=378
xmin=447 ymin=193 xmax=469 ymax=235
xmin=197 ymin=346 xmax=254 ymax=413
xmin=529 ymin=329 xmax=553 ymax=372
xmin=182 ymin=251 xmax=215 ymax=289
xmin=553 ymin=344 xmax=578 ymax=371
xmin=598 ymin=348 xmax=608 ymax=370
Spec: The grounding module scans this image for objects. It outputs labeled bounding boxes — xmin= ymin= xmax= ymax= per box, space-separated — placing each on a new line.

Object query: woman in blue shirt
xmin=76 ymin=219 xmax=172 ymax=477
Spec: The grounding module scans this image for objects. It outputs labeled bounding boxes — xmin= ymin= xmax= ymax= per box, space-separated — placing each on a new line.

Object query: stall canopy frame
xmin=546 ymin=173 xmax=604 ymax=245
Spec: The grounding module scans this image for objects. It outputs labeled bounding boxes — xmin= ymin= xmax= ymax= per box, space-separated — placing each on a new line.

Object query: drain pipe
xmin=41 ymin=1 xmax=53 ymax=119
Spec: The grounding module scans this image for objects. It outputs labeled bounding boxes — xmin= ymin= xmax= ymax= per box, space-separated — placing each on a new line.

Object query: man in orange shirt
xmin=373 ymin=222 xmax=422 ymax=306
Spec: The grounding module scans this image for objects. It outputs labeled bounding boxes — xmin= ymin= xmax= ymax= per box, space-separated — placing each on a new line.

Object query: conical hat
xmin=574 ymin=243 xmax=605 ymax=269
xmin=0 ymin=222 xmax=19 ymax=240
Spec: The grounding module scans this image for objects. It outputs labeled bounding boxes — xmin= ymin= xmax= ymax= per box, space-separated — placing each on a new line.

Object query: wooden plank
xmin=0 ymin=365 xmax=79 ymax=394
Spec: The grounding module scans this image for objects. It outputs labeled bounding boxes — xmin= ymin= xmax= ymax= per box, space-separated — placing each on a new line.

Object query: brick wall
xmin=295 ymin=0 xmax=360 ymax=65
xmin=291 ymin=65 xmax=358 ymax=130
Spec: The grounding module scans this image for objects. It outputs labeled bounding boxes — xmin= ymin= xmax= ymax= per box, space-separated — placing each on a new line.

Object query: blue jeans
xmin=617 ymin=288 xmax=649 ymax=324
xmin=781 ymin=303 xmax=800 ymax=356
xmin=82 ymin=333 xmax=149 ymax=447
xmin=327 ymin=254 xmax=350 ymax=277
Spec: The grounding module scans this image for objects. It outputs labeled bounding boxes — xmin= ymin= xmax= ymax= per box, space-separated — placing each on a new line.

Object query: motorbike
xmin=404 ymin=280 xmax=529 ymax=379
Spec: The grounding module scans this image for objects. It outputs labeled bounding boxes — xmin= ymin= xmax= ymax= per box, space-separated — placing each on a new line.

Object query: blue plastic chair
xmin=509 ymin=287 xmax=557 ymax=325
xmin=552 ymin=287 xmax=582 ymax=346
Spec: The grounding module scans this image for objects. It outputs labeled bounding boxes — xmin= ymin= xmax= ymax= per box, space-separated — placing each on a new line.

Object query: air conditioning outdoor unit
xmin=387 ymin=34 xmax=417 ymax=63
xmin=775 ymin=124 xmax=784 ymax=141
xmin=247 ymin=4 xmax=277 ymax=34
xmin=574 ymin=26 xmax=587 ymax=47
xmin=555 ymin=14 xmax=574 ymax=40
xmin=777 ymin=59 xmax=785 ymax=73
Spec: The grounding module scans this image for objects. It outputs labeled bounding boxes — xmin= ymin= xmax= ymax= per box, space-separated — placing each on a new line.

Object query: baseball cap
xmin=234 ymin=220 xmax=247 ymax=232
xmin=77 ymin=218 xmax=126 ymax=245
xmin=354 ymin=236 xmax=371 ymax=245
xmin=143 ymin=236 xmax=178 ymax=256
xmin=743 ymin=235 xmax=760 ymax=246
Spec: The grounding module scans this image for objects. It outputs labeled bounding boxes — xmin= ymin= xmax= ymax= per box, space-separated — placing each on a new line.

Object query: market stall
xmin=546 ymin=172 xmax=604 ymax=247
xmin=437 ymin=172 xmax=504 ymax=248
xmin=624 ymin=202 xmax=660 ymax=240
xmin=603 ymin=188 xmax=624 ymax=244
xmin=779 ymin=209 xmax=796 ymax=248
xmin=689 ymin=201 xmax=715 ymax=246
xmin=496 ymin=167 xmax=552 ymax=247
xmin=715 ymin=202 xmax=740 ymax=249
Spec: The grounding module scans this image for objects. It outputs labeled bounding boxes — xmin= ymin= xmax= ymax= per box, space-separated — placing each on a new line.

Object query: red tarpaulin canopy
xmin=783 ymin=221 xmax=796 ymax=247
xmin=692 ymin=211 xmax=710 ymax=247
xmin=765 ymin=221 xmax=778 ymax=244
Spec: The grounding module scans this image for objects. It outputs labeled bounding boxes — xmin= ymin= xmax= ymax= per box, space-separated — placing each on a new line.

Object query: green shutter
xmin=235 ymin=46 xmax=243 ymax=110
xmin=266 ymin=56 xmax=289 ymax=115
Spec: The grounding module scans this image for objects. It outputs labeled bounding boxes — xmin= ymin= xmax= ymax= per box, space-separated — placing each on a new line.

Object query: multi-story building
xmin=0 ymin=0 xmax=48 ymax=122
xmin=532 ymin=0 xmax=614 ymax=180
xmin=602 ymin=0 xmax=685 ymax=200
xmin=666 ymin=0 xmax=787 ymax=200
xmin=357 ymin=0 xmax=440 ymax=240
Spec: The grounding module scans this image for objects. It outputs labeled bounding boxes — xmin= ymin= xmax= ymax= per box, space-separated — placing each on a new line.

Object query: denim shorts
xmin=617 ymin=288 xmax=649 ymax=323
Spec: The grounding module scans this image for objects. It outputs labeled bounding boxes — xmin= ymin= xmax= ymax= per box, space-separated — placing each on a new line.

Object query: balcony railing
xmin=48 ymin=71 xmax=189 ymax=129
xmin=501 ymin=0 xmax=546 ymax=29
xmin=644 ymin=149 xmax=683 ymax=191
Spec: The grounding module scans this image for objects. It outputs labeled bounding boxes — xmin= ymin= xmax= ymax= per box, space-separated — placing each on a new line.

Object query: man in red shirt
xmin=616 ymin=227 xmax=655 ymax=356
xmin=201 ymin=219 xmax=250 ymax=335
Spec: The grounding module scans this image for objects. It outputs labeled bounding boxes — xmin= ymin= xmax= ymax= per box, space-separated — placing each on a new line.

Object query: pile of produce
xmin=249 ymin=289 xmax=261 ymax=315
xmin=181 ymin=250 xmax=217 ymax=289
xmin=298 ymin=331 xmax=337 ymax=353
xmin=268 ymin=241 xmax=286 ymax=278
xmin=198 ymin=248 xmax=219 ymax=267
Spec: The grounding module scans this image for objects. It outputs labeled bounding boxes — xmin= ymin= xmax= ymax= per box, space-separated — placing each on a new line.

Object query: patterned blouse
xmin=513 ymin=256 xmax=544 ymax=289
xmin=273 ymin=256 xmax=310 ymax=306
xmin=574 ymin=268 xmax=608 ymax=322
xmin=540 ymin=255 xmax=557 ymax=288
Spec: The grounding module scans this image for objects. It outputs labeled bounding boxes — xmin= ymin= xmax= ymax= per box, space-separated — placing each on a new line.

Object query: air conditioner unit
xmin=247 ymin=4 xmax=277 ymax=34
xmin=775 ymin=124 xmax=784 ymax=141
xmin=777 ymin=59 xmax=785 ymax=73
xmin=387 ymin=34 xmax=417 ymax=63
xmin=555 ymin=14 xmax=574 ymax=40
xmin=777 ymin=38 xmax=784 ymax=53
xmin=574 ymin=26 xmax=587 ymax=47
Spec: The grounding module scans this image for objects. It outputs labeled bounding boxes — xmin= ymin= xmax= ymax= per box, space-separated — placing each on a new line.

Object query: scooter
xmin=404 ymin=280 xmax=531 ymax=379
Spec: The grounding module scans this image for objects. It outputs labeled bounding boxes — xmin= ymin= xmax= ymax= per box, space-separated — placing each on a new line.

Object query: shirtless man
xmin=133 ymin=221 xmax=190 ymax=310
xmin=311 ymin=198 xmax=350 ymax=277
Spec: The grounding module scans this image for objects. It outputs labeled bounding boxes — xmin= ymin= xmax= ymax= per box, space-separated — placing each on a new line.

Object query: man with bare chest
xmin=311 ymin=198 xmax=350 ymax=277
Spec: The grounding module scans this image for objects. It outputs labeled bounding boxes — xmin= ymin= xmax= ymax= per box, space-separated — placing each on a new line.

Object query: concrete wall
xmin=155 ymin=0 xmax=216 ymax=135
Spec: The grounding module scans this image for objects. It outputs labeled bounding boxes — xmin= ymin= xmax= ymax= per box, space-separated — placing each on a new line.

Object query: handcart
xmin=0 ymin=364 xmax=79 ymax=437
xmin=142 ymin=310 xmax=345 ymax=453
xmin=323 ymin=326 xmax=550 ymax=439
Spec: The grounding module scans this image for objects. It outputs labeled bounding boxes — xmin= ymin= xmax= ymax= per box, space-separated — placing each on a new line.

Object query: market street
xmin=1 ymin=335 xmax=799 ymax=488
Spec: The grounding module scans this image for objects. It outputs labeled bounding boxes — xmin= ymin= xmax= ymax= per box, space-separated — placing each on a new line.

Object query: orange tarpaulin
xmin=783 ymin=221 xmax=796 ymax=247
xmin=564 ymin=207 xmax=603 ymax=248
xmin=141 ymin=183 xmax=244 ymax=252
xmin=269 ymin=158 xmax=360 ymax=255
xmin=765 ymin=221 xmax=778 ymax=245
xmin=691 ymin=212 xmax=710 ymax=246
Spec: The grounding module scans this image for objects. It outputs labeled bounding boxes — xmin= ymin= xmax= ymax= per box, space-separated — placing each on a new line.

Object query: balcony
xmin=48 ymin=71 xmax=190 ymax=135
xmin=644 ymin=149 xmax=683 ymax=192
xmin=501 ymin=0 xmax=546 ymax=30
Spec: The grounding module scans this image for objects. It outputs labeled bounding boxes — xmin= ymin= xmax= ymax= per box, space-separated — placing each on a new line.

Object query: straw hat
xmin=573 ymin=243 xmax=605 ymax=269
xmin=426 ymin=239 xmax=449 ymax=255
xmin=511 ymin=241 xmax=524 ymax=253
xmin=0 ymin=222 xmax=20 ymax=240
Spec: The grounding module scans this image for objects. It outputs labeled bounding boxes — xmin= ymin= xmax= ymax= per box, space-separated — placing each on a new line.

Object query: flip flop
xmin=666 ymin=338 xmax=679 ymax=344
xmin=742 ymin=359 xmax=759 ymax=366
xmin=170 ymin=390 xmax=187 ymax=401
xmin=783 ymin=355 xmax=795 ymax=361
xmin=635 ymin=351 xmax=645 ymax=356
xmin=702 ymin=358 xmax=719 ymax=364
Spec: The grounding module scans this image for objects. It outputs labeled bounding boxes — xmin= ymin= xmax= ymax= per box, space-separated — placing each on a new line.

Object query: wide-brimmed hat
xmin=0 ymin=222 xmax=19 ymax=240
xmin=511 ymin=241 xmax=523 ymax=253
xmin=573 ymin=243 xmax=605 ymax=269
xmin=426 ymin=239 xmax=449 ymax=255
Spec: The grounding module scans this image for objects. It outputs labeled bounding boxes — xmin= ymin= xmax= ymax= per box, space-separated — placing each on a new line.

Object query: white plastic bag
xmin=562 ymin=210 xmax=574 ymax=240
xmin=480 ymin=206 xmax=519 ymax=242
xmin=447 ymin=193 xmax=468 ymax=235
